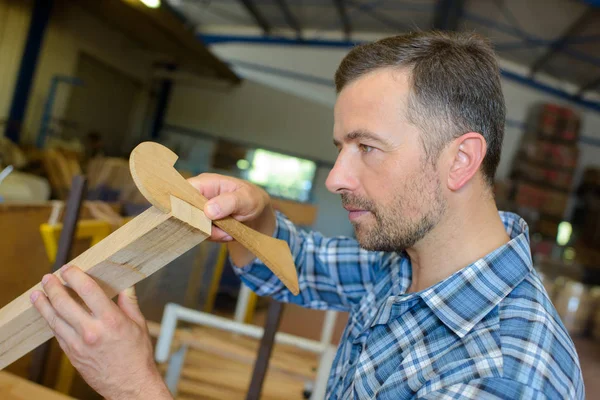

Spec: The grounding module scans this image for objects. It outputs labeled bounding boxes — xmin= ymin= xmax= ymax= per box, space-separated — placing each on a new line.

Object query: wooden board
xmin=0 ymin=203 xmax=115 ymax=378
xmin=0 ymin=370 xmax=74 ymax=400
xmin=167 ymin=327 xmax=318 ymax=400
xmin=271 ymin=198 xmax=318 ymax=227
xmin=0 ymin=196 xmax=211 ymax=370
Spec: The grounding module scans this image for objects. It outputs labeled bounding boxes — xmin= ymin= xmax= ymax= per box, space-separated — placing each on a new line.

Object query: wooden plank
xmin=0 ymin=370 xmax=74 ymax=400
xmin=149 ymin=322 xmax=317 ymax=380
xmin=271 ymin=198 xmax=318 ymax=227
xmin=0 ymin=203 xmax=122 ymax=378
xmin=178 ymin=349 xmax=308 ymax=400
xmin=76 ymin=0 xmax=239 ymax=83
xmin=178 ymin=378 xmax=242 ymax=400
xmin=0 ymin=195 xmax=211 ymax=370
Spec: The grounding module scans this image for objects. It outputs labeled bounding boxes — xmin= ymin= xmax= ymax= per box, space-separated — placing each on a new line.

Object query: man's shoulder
xmin=498 ymin=271 xmax=565 ymax=335
xmin=495 ymin=272 xmax=584 ymax=399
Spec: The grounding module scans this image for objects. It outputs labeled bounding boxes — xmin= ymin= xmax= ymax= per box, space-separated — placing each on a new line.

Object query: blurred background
xmin=1 ymin=0 xmax=600 ymax=399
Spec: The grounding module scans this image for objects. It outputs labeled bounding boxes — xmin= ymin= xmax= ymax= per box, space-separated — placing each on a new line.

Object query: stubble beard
xmin=342 ymin=166 xmax=447 ymax=252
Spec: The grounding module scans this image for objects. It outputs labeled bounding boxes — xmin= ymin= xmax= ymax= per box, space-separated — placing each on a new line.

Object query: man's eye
xmin=359 ymin=144 xmax=374 ymax=153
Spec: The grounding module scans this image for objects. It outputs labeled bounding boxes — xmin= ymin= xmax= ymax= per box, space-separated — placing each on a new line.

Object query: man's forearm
xmin=106 ymin=370 xmax=173 ymax=400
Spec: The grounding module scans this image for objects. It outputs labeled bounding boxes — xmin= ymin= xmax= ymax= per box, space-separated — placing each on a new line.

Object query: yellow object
xmin=202 ymin=244 xmax=258 ymax=323
xmin=40 ymin=220 xmax=113 ymax=263
xmin=244 ymin=292 xmax=259 ymax=324
xmin=204 ymin=245 xmax=229 ymax=313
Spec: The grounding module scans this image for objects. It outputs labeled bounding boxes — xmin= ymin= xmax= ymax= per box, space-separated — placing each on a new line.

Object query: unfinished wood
xmin=0 ymin=203 xmax=102 ymax=378
xmin=177 ymin=347 xmax=310 ymax=400
xmin=178 ymin=379 xmax=241 ymax=400
xmin=0 ymin=370 xmax=74 ymax=399
xmin=77 ymin=0 xmax=239 ymax=83
xmin=0 ymin=196 xmax=211 ymax=370
xmin=271 ymin=198 xmax=318 ymax=227
xmin=130 ymin=142 xmax=299 ymax=295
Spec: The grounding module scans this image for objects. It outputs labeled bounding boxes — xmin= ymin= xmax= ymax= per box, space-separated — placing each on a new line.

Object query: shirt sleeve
xmin=417 ymin=378 xmax=552 ymax=400
xmin=233 ymin=211 xmax=389 ymax=312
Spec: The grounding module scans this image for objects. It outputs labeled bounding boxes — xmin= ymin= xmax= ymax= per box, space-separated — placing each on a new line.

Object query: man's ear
xmin=447 ymin=132 xmax=487 ymax=191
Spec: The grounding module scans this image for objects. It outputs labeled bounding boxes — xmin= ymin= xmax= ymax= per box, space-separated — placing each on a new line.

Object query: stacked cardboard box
xmin=511 ymin=104 xmax=580 ymax=239
xmin=574 ymin=168 xmax=600 ymax=254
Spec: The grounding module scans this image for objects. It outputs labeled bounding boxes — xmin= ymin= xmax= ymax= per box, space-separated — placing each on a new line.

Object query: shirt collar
xmin=418 ymin=211 xmax=534 ymax=338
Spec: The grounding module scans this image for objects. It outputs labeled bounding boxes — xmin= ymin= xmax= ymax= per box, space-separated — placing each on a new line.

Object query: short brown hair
xmin=335 ymin=31 xmax=506 ymax=186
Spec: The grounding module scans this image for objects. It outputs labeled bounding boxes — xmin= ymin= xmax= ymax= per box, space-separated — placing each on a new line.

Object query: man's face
xmin=326 ymin=68 xmax=447 ymax=252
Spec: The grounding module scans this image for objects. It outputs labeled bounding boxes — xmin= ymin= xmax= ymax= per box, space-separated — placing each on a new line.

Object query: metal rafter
xmin=578 ymin=75 xmax=600 ymax=97
xmin=238 ymin=0 xmax=271 ymax=34
xmin=433 ymin=0 xmax=464 ymax=31
xmin=346 ymin=0 xmax=410 ymax=32
xmin=274 ymin=0 xmax=302 ymax=39
xmin=530 ymin=9 xmax=598 ymax=76
xmin=333 ymin=0 xmax=352 ymax=40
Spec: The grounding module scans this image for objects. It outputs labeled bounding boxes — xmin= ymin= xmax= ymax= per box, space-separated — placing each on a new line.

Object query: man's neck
xmin=405 ymin=194 xmax=510 ymax=293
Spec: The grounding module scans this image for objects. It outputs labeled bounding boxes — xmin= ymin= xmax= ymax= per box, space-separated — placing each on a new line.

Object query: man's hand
xmin=188 ymin=173 xmax=276 ymax=266
xmin=30 ymin=265 xmax=172 ymax=400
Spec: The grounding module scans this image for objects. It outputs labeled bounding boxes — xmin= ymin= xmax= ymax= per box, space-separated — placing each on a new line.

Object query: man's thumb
xmin=118 ymin=286 xmax=145 ymax=326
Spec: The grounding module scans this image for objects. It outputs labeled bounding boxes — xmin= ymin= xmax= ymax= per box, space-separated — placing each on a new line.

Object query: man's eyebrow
xmin=333 ymin=130 xmax=391 ymax=147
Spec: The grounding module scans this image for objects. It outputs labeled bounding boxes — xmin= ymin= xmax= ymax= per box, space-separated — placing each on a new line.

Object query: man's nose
xmin=325 ymin=153 xmax=358 ymax=194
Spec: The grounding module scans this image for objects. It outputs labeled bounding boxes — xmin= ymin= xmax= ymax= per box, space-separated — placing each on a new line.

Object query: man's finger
xmin=117 ymin=287 xmax=145 ymax=327
xmin=40 ymin=274 xmax=94 ymax=336
xmin=31 ymin=290 xmax=79 ymax=343
xmin=187 ymin=174 xmax=237 ymax=199
xmin=204 ymin=191 xmax=244 ymax=220
xmin=59 ymin=265 xmax=117 ymax=318
xmin=210 ymin=226 xmax=233 ymax=242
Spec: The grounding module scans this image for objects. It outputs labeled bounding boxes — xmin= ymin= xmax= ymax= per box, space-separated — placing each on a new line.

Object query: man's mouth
xmin=343 ymin=206 xmax=370 ymax=221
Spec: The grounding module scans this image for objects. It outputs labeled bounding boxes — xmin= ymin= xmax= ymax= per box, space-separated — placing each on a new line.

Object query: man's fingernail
xmin=30 ymin=291 xmax=40 ymax=303
xmin=42 ymin=274 xmax=51 ymax=285
xmin=206 ymin=203 xmax=220 ymax=218
xmin=60 ymin=265 xmax=71 ymax=275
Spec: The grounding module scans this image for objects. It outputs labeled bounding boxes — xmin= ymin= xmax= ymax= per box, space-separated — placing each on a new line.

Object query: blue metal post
xmin=150 ymin=64 xmax=176 ymax=140
xmin=36 ymin=75 xmax=84 ymax=148
xmin=5 ymin=0 xmax=53 ymax=143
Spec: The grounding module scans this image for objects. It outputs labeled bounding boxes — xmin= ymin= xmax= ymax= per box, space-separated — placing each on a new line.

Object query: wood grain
xmin=0 ymin=370 xmax=74 ymax=400
xmin=130 ymin=142 xmax=299 ymax=295
xmin=0 ymin=196 xmax=211 ymax=370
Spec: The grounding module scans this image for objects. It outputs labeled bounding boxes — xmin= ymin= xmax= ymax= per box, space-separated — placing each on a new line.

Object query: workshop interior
xmin=1 ymin=0 xmax=600 ymax=398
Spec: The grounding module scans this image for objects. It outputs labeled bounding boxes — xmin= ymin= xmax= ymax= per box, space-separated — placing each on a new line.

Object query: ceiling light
xmin=140 ymin=0 xmax=161 ymax=8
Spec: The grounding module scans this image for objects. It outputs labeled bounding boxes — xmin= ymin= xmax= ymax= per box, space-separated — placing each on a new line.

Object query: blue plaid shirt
xmin=236 ymin=211 xmax=584 ymax=399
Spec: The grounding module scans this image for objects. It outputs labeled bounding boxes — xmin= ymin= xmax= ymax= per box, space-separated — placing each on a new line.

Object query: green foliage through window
xmin=244 ymin=149 xmax=316 ymax=202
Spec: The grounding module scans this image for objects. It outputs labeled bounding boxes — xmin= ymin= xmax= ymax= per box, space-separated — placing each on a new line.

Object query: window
xmin=243 ymin=149 xmax=316 ymax=202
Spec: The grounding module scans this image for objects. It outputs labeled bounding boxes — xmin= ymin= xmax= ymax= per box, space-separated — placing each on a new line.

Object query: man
xmin=31 ymin=31 xmax=583 ymax=399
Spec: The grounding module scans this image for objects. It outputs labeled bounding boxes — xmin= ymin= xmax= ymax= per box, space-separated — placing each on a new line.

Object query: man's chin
xmin=353 ymin=225 xmax=375 ymax=248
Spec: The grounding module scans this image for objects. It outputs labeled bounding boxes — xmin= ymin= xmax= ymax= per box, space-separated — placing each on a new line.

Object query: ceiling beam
xmin=78 ymin=0 xmax=240 ymax=83
xmin=347 ymin=0 xmax=409 ymax=32
xmin=578 ymin=75 xmax=600 ymax=97
xmin=433 ymin=0 xmax=464 ymax=31
xmin=238 ymin=0 xmax=271 ymax=35
xmin=530 ymin=9 xmax=598 ymax=76
xmin=333 ymin=0 xmax=352 ymax=40
xmin=274 ymin=0 xmax=302 ymax=39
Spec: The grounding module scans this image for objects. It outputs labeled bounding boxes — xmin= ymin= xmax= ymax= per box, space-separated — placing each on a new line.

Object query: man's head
xmin=326 ymin=31 xmax=506 ymax=252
